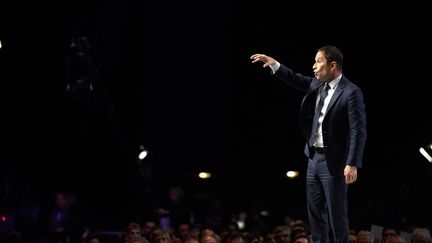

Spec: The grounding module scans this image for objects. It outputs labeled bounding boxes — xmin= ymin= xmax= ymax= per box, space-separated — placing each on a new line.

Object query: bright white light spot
xmin=419 ymin=147 xmax=432 ymax=163
xmin=198 ymin=172 xmax=212 ymax=179
xmin=138 ymin=150 xmax=148 ymax=160
xmin=286 ymin=170 xmax=299 ymax=178
xmin=237 ymin=221 xmax=245 ymax=230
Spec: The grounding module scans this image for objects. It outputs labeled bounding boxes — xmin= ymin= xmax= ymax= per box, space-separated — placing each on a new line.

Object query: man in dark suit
xmin=250 ymin=45 xmax=367 ymax=243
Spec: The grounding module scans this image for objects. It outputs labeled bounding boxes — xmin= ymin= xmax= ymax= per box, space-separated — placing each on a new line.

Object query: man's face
xmin=128 ymin=229 xmax=141 ymax=239
xmin=313 ymin=51 xmax=334 ymax=82
xmin=274 ymin=230 xmax=290 ymax=243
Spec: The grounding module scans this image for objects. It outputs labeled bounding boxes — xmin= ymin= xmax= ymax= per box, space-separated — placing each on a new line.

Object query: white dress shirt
xmin=270 ymin=62 xmax=341 ymax=147
xmin=313 ymin=75 xmax=341 ymax=147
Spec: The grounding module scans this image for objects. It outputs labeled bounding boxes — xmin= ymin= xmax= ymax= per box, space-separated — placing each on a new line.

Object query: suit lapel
xmin=326 ymin=77 xmax=346 ymax=113
xmin=307 ymin=79 xmax=323 ymax=96
xmin=302 ymin=79 xmax=321 ymax=104
xmin=302 ymin=79 xmax=323 ymax=118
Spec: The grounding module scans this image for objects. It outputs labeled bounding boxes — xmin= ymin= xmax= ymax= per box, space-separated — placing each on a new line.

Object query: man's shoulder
xmin=340 ymin=76 xmax=363 ymax=91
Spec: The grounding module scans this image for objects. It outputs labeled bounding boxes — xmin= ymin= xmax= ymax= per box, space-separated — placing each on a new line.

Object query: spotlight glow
xmin=138 ymin=150 xmax=148 ymax=160
xmin=286 ymin=170 xmax=299 ymax=178
xmin=198 ymin=172 xmax=212 ymax=179
xmin=419 ymin=147 xmax=432 ymax=163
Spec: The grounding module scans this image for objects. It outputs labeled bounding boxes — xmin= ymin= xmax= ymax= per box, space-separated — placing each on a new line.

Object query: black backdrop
xmin=1 ymin=0 xmax=432 ymax=230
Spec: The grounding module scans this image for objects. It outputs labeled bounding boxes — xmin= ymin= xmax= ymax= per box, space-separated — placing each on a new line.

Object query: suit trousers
xmin=306 ymin=151 xmax=348 ymax=243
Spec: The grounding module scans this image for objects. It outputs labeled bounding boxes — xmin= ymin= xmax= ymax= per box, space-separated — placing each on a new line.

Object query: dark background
xmin=1 ymin=0 xmax=432 ymax=230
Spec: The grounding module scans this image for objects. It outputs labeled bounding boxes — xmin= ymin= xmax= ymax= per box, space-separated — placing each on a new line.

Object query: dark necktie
xmin=309 ymin=84 xmax=330 ymax=146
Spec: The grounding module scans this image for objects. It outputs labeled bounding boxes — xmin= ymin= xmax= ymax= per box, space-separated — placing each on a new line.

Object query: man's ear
xmin=331 ymin=61 xmax=337 ymax=70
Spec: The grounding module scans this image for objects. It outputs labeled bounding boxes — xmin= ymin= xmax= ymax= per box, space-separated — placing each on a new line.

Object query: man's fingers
xmin=250 ymin=54 xmax=260 ymax=60
xmin=345 ymin=173 xmax=357 ymax=184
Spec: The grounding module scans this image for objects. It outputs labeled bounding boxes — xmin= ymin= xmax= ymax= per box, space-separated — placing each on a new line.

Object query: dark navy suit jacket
xmin=275 ymin=64 xmax=367 ymax=176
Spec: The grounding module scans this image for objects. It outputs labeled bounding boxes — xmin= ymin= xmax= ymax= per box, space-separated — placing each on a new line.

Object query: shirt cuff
xmin=270 ymin=61 xmax=280 ymax=74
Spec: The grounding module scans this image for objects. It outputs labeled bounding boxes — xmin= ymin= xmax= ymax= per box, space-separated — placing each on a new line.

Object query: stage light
xmin=138 ymin=145 xmax=149 ymax=160
xmin=286 ymin=170 xmax=299 ymax=179
xmin=198 ymin=172 xmax=212 ymax=179
xmin=419 ymin=142 xmax=432 ymax=163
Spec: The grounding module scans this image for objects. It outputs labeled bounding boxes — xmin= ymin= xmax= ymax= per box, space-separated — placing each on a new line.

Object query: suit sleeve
xmin=346 ymin=88 xmax=367 ymax=167
xmin=274 ymin=64 xmax=313 ymax=92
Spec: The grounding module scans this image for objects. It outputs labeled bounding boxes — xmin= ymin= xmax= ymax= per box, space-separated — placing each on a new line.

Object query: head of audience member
xmin=246 ymin=232 xmax=264 ymax=243
xmin=356 ymin=231 xmax=374 ymax=243
xmin=169 ymin=186 xmax=185 ymax=203
xmin=293 ymin=237 xmax=308 ymax=243
xmin=290 ymin=228 xmax=308 ymax=243
xmin=382 ymin=226 xmax=400 ymax=242
xmin=289 ymin=220 xmax=307 ymax=232
xmin=349 ymin=230 xmax=357 ymax=243
xmin=223 ymin=232 xmax=245 ymax=243
xmin=183 ymin=235 xmax=199 ymax=243
xmin=263 ymin=231 xmax=275 ymax=243
xmin=385 ymin=235 xmax=406 ymax=243
xmin=142 ymin=219 xmax=158 ymax=238
xmin=411 ymin=227 xmax=432 ymax=243
xmin=175 ymin=223 xmax=191 ymax=241
xmin=130 ymin=237 xmax=147 ymax=243
xmin=150 ymin=229 xmax=173 ymax=243
xmin=273 ymin=225 xmax=291 ymax=243
xmin=127 ymin=223 xmax=143 ymax=241
xmin=201 ymin=234 xmax=218 ymax=243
